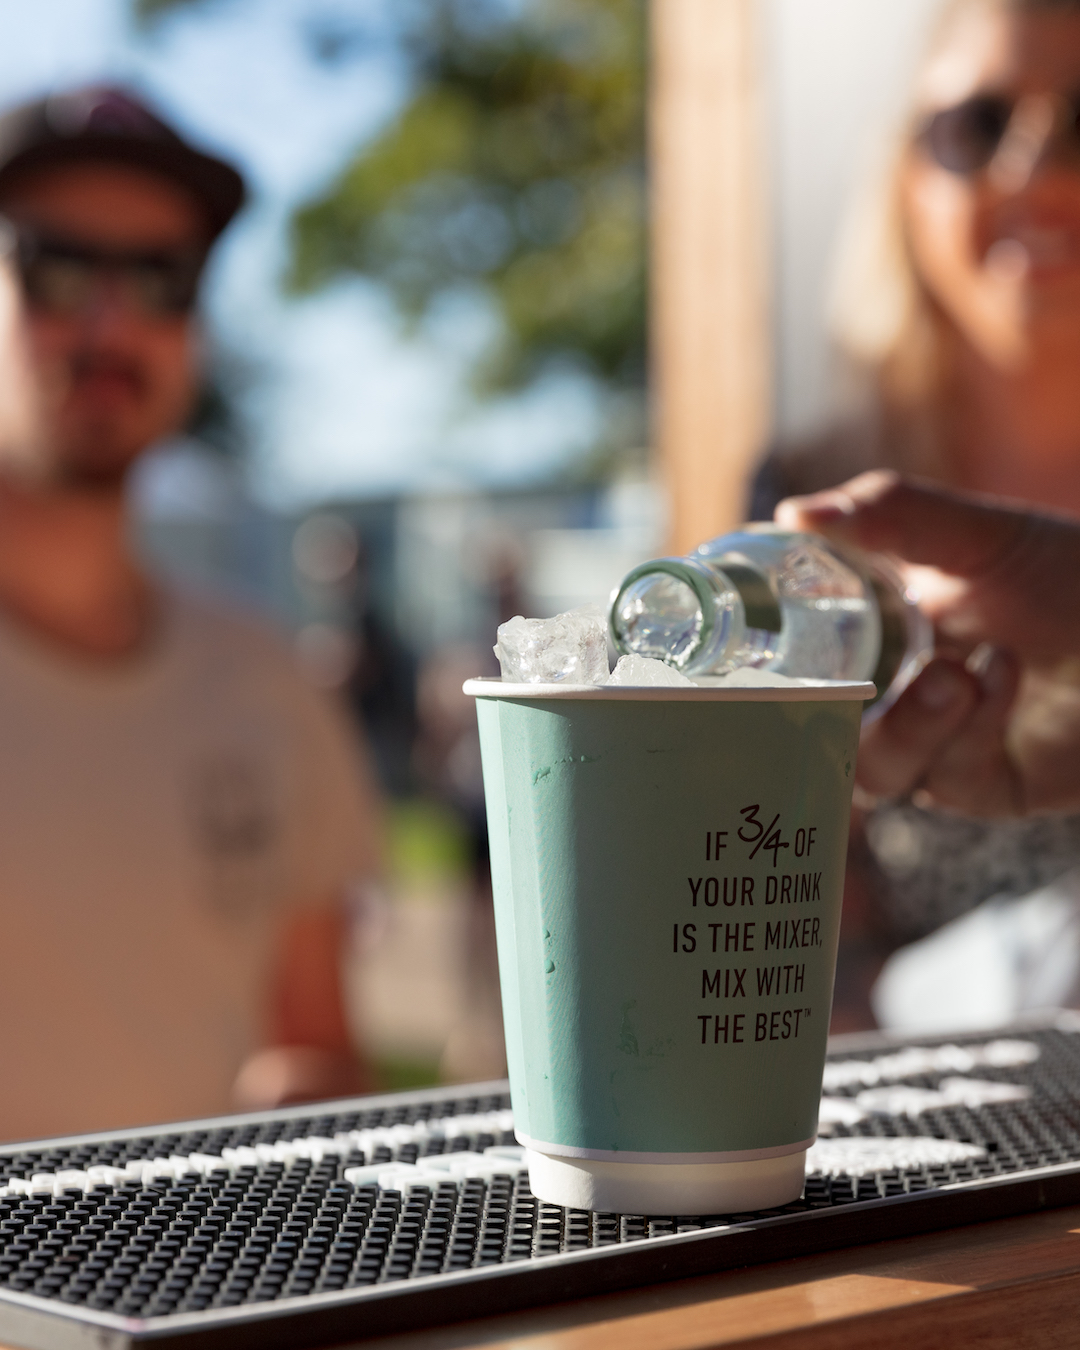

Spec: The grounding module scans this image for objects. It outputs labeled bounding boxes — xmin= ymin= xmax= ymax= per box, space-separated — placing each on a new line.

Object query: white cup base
xmin=524 ymin=1148 xmax=807 ymax=1216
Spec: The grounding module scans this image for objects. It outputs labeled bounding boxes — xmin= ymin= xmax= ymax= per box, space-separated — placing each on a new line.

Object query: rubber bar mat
xmin=3 ymin=1013 xmax=1080 ymax=1349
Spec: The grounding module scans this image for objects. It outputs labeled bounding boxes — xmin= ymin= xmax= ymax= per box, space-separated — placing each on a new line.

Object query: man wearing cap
xmin=0 ymin=87 xmax=382 ymax=1140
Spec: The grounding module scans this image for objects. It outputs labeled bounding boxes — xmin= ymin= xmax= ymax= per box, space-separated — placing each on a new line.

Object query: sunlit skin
xmin=0 ymin=161 xmax=368 ymax=1105
xmin=901 ymin=4 xmax=1080 ymax=513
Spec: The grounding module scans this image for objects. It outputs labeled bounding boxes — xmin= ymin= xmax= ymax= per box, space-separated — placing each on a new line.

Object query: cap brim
xmin=0 ymin=135 xmax=245 ymax=239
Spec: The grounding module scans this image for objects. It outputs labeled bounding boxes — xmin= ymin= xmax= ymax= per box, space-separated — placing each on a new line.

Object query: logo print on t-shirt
xmin=188 ymin=756 xmax=281 ymax=918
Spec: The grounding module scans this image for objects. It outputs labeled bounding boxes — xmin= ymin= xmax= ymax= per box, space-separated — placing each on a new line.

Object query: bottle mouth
xmin=609 ymin=558 xmax=722 ymax=669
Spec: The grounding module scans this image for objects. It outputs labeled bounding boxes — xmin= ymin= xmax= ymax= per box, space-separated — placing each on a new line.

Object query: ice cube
xmin=607 ymin=654 xmax=694 ymax=687
xmin=495 ymin=611 xmax=610 ymax=684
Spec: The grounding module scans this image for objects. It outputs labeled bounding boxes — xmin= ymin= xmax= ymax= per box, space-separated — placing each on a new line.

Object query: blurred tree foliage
xmin=136 ymin=0 xmax=646 ymax=449
xmin=293 ymin=0 xmax=646 ymax=408
xmin=131 ymin=0 xmax=645 ymax=459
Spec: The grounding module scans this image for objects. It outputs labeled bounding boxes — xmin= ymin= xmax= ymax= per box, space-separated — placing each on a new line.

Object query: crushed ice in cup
xmin=607 ymin=655 xmax=694 ymax=687
xmin=495 ymin=611 xmax=610 ymax=684
xmin=493 ymin=609 xmax=823 ymax=687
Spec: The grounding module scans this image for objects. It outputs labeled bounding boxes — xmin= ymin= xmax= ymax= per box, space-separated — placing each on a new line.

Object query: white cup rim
xmin=462 ymin=676 xmax=877 ymax=703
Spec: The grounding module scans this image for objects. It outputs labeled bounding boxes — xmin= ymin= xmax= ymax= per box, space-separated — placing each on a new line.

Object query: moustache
xmin=66 ymin=351 xmax=148 ymax=395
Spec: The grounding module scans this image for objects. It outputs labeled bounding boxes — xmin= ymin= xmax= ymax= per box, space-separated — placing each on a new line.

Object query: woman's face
xmin=902 ymin=4 xmax=1080 ymax=369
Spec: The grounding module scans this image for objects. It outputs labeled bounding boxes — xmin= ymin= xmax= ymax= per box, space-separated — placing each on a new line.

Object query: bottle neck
xmin=700 ymin=527 xmax=930 ymax=705
xmin=611 ymin=527 xmax=931 ymax=697
xmin=861 ymin=560 xmax=933 ymax=718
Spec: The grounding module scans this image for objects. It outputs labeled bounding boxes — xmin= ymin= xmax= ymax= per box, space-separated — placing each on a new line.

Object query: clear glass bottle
xmin=608 ymin=524 xmax=931 ymax=713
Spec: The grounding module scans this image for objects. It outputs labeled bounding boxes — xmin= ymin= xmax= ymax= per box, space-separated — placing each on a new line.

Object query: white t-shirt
xmin=0 ymin=590 xmax=381 ymax=1142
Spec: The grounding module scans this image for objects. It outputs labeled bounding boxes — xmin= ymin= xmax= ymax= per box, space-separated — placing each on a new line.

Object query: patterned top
xmin=865 ymin=801 xmax=1080 ymax=942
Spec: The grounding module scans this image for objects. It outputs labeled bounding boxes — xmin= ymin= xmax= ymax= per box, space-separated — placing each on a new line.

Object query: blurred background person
xmin=755 ymin=0 xmax=1080 ymax=511
xmin=754 ymin=0 xmax=1080 ymax=1030
xmin=0 ymin=85 xmax=383 ymax=1140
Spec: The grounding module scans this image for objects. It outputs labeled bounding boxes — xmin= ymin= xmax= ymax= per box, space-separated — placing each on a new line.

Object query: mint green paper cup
xmin=464 ymin=677 xmax=874 ymax=1215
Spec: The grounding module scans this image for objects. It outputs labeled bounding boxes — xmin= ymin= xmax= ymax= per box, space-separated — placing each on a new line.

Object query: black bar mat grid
xmin=0 ymin=1017 xmax=1078 ymax=1347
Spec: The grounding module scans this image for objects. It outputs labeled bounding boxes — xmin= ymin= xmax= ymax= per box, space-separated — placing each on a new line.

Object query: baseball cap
xmin=0 ymin=86 xmax=246 ymax=239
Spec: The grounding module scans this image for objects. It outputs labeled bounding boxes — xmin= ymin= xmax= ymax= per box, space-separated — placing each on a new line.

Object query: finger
xmin=775 ymin=471 xmax=1030 ymax=577
xmin=776 ymin=471 xmax=1080 ymax=657
xmin=856 ymin=658 xmax=980 ymax=799
xmin=919 ymin=647 xmax=1023 ymax=816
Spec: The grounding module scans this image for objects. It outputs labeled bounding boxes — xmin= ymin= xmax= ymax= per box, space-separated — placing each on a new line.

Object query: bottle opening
xmin=610 ymin=572 xmax=703 ymax=668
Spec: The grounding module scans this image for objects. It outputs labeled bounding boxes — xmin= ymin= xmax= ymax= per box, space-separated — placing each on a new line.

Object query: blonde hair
xmin=827 ymin=132 xmax=936 ymax=412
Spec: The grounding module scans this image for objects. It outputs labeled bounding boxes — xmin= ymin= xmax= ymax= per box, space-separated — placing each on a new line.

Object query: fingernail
xmin=964 ymin=642 xmax=994 ymax=679
xmin=914 ymin=661 xmax=965 ymax=712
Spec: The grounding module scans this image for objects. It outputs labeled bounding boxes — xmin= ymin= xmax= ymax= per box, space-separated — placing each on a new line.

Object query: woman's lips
xmin=66 ymin=357 xmax=146 ymax=409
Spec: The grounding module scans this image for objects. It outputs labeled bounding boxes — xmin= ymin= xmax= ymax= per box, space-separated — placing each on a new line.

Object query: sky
xmin=0 ymin=0 xmax=603 ymax=506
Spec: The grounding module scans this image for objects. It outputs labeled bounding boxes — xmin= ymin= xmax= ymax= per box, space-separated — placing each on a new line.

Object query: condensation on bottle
xmin=608 ymin=524 xmax=930 ymax=713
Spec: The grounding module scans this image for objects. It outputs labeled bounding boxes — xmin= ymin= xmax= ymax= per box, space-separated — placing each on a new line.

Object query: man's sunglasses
xmin=916 ymin=93 xmax=1080 ymax=176
xmin=0 ymin=218 xmax=205 ymax=318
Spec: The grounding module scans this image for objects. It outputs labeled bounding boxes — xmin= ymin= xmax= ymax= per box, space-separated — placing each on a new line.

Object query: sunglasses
xmin=916 ymin=93 xmax=1080 ymax=175
xmin=0 ymin=218 xmax=205 ymax=318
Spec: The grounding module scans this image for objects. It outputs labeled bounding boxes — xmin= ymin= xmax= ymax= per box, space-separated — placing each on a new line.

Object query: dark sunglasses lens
xmin=19 ymin=248 xmax=199 ymax=316
xmin=125 ymin=260 xmax=200 ymax=315
xmin=923 ymin=96 xmax=1012 ymax=173
xmin=21 ymin=254 xmax=97 ymax=314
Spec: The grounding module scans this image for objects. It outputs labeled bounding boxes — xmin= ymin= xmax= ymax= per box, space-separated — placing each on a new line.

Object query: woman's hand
xmin=776 ymin=471 xmax=1080 ymax=816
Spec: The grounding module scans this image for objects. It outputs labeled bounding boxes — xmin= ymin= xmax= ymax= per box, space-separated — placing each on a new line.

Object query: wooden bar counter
xmin=352 ymin=1203 xmax=1080 ymax=1350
